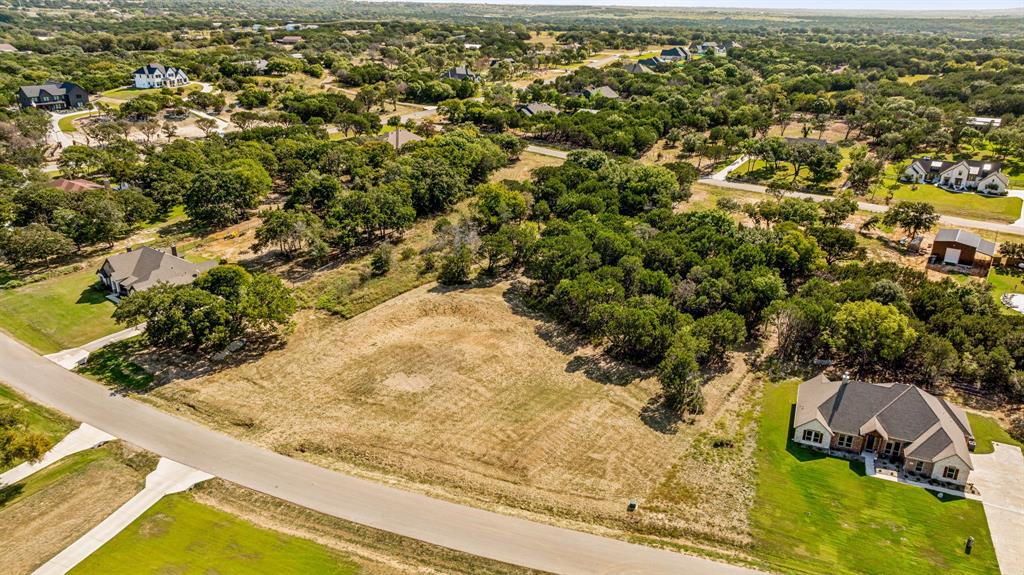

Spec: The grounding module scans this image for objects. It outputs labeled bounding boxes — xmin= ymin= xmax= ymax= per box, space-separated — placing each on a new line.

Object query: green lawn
xmin=78 ymin=337 xmax=154 ymax=391
xmin=0 ymin=383 xmax=74 ymax=472
xmin=876 ymin=180 xmax=1021 ymax=223
xmin=57 ymin=111 xmax=94 ymax=133
xmin=751 ymin=380 xmax=999 ymax=575
xmin=70 ymin=494 xmax=360 ymax=575
xmin=897 ymin=74 xmax=932 ymax=85
xmin=0 ymin=267 xmax=119 ymax=354
xmin=968 ymin=413 xmax=1023 ymax=455
xmin=100 ymin=83 xmax=200 ymax=101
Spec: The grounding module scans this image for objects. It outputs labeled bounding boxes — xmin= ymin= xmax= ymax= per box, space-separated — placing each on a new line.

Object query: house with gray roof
xmin=583 ymin=85 xmax=619 ymax=99
xmin=377 ymin=128 xmax=423 ymax=152
xmin=903 ymin=157 xmax=1008 ymax=195
xmin=623 ymin=62 xmax=654 ymax=75
xmin=637 ymin=56 xmax=669 ymax=69
xmin=930 ymin=228 xmax=996 ymax=268
xmin=793 ymin=374 xmax=975 ymax=487
xmin=17 ymin=82 xmax=89 ymax=111
xmin=516 ymin=102 xmax=559 ymax=117
xmin=97 ymin=246 xmax=216 ymax=299
xmin=660 ymin=46 xmax=691 ymax=62
xmin=442 ymin=66 xmax=481 ymax=82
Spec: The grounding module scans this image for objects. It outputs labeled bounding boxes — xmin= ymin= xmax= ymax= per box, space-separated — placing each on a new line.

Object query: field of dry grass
xmin=489 ymin=151 xmax=564 ymax=182
xmin=139 ymin=281 xmax=760 ymax=556
xmin=0 ymin=443 xmax=154 ymax=574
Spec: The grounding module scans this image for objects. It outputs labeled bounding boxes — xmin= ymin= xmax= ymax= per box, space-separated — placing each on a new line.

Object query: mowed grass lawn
xmin=752 ymin=380 xmax=999 ymax=575
xmin=967 ymin=412 xmax=1023 ymax=454
xmin=100 ymin=83 xmax=200 ymax=101
xmin=0 ymin=267 xmax=119 ymax=354
xmin=878 ymin=180 xmax=1021 ymax=223
xmin=70 ymin=494 xmax=359 ymax=575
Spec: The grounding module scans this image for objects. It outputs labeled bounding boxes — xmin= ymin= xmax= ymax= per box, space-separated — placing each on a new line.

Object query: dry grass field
xmin=142 ymin=282 xmax=762 ymax=555
xmin=489 ymin=151 xmax=564 ymax=182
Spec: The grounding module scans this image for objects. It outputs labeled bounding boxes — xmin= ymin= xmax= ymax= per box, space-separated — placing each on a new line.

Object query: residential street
xmin=700 ymin=178 xmax=1024 ymax=234
xmin=0 ymin=332 xmax=762 ymax=575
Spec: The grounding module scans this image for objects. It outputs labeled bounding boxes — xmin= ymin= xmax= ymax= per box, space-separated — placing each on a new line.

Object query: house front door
xmin=864 ymin=435 xmax=876 ymax=451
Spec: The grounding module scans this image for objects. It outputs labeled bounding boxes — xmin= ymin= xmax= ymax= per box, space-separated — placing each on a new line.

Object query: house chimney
xmin=842 ymin=371 xmax=851 ymax=384
xmin=126 ymin=246 xmax=132 ymax=252
xmin=171 ymin=245 xmax=178 ymax=257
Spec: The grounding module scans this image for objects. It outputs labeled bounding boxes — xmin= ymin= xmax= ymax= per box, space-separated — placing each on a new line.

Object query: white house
xmin=133 ymin=63 xmax=190 ymax=89
xmin=903 ymin=158 xmax=1009 ymax=196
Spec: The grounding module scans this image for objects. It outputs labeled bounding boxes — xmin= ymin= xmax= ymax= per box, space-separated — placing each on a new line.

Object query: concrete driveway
xmin=971 ymin=442 xmax=1024 ymax=575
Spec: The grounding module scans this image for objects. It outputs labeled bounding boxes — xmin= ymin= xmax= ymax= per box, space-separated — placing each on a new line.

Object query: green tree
xmin=371 ymin=244 xmax=392 ymax=276
xmin=195 ymin=265 xmax=252 ymax=301
xmin=185 ymin=159 xmax=271 ymax=228
xmin=658 ymin=331 xmax=708 ymax=414
xmin=473 ymin=183 xmax=528 ymax=232
xmin=439 ymin=245 xmax=474 ymax=285
xmin=829 ymin=300 xmax=918 ymax=375
xmin=692 ymin=310 xmax=747 ymax=364
xmin=882 ymin=201 xmax=940 ymax=240
xmin=0 ymin=404 xmax=50 ymax=469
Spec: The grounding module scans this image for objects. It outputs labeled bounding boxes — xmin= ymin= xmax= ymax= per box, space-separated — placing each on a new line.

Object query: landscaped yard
xmin=70 ymin=493 xmax=359 ymax=575
xmin=752 ymin=379 xmax=999 ymax=575
xmin=968 ymin=412 xmax=1023 ymax=455
xmin=57 ymin=110 xmax=95 ymax=133
xmin=0 ymin=267 xmax=119 ymax=354
xmin=874 ymin=181 xmax=1022 ymax=223
xmin=100 ymin=83 xmax=200 ymax=101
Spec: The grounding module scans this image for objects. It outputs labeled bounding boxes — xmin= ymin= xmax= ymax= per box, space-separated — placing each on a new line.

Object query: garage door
xmin=944 ymin=247 xmax=961 ymax=265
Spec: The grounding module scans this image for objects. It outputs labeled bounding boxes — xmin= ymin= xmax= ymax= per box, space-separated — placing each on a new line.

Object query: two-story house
xmin=133 ymin=63 xmax=190 ymax=89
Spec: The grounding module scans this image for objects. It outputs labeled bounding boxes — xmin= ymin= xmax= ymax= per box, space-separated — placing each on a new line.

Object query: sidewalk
xmin=32 ymin=458 xmax=212 ymax=575
xmin=43 ymin=324 xmax=145 ymax=369
xmin=0 ymin=423 xmax=115 ymax=487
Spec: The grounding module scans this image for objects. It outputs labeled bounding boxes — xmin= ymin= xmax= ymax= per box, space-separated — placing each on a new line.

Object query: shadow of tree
xmin=0 ymin=482 xmax=25 ymax=506
xmin=639 ymin=394 xmax=687 ymax=435
xmin=123 ymin=333 xmax=288 ymax=388
xmin=565 ymin=354 xmax=642 ymax=387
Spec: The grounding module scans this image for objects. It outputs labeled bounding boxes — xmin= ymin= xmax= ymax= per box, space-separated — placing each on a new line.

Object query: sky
xmin=378 ymin=0 xmax=1024 ymax=10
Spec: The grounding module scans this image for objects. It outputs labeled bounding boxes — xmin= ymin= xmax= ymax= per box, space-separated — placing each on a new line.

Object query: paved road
xmin=701 ymin=178 xmax=1024 ymax=234
xmin=0 ymin=333 xmax=760 ymax=575
xmin=525 ymin=144 xmax=569 ymax=159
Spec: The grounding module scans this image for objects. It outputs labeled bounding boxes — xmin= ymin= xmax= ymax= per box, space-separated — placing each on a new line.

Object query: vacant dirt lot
xmin=145 ymin=282 xmax=761 ymax=553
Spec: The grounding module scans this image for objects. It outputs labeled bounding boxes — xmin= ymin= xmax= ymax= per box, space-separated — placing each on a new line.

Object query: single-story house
xmin=793 ymin=374 xmax=975 ymax=487
xmin=930 ymin=228 xmax=996 ymax=268
xmin=46 ymin=178 xmax=103 ymax=194
xmin=690 ymin=41 xmax=729 ymax=56
xmin=903 ymin=158 xmax=1008 ymax=195
xmin=516 ymin=102 xmax=559 ymax=117
xmin=623 ymin=62 xmax=654 ymax=75
xmin=97 ymin=246 xmax=216 ymax=298
xmin=583 ymin=85 xmax=619 ymax=99
xmin=637 ymin=56 xmax=669 ymax=69
xmin=660 ymin=46 xmax=691 ymax=62
xmin=133 ymin=63 xmax=190 ymax=89
xmin=17 ymin=82 xmax=89 ymax=111
xmin=378 ymin=128 xmax=423 ymax=152
xmin=276 ymin=35 xmax=303 ymax=45
xmin=442 ymin=66 xmax=481 ymax=82
xmin=463 ymin=43 xmax=482 ymax=50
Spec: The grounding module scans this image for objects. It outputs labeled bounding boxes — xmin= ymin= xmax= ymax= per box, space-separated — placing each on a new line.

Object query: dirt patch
xmin=144 ymin=281 xmax=761 ymax=556
xmin=489 ymin=151 xmax=563 ymax=182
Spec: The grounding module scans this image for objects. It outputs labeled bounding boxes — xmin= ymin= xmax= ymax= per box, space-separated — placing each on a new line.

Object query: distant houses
xmin=276 ymin=35 xmax=303 ymax=46
xmin=17 ymin=81 xmax=89 ymax=111
xmin=442 ymin=66 xmax=481 ymax=82
xmin=659 ymin=46 xmax=691 ymax=62
xmin=902 ymin=158 xmax=1008 ymax=195
xmin=623 ymin=62 xmax=654 ymax=75
xmin=690 ymin=40 xmax=739 ymax=57
xmin=516 ymin=102 xmax=559 ymax=117
xmin=378 ymin=128 xmax=423 ymax=152
xmin=582 ymin=85 xmax=619 ymax=99
xmin=133 ymin=63 xmax=190 ymax=89
xmin=97 ymin=246 xmax=216 ymax=299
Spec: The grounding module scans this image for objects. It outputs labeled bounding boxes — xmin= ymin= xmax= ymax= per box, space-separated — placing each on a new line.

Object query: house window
xmin=801 ymin=429 xmax=822 ymax=444
xmin=835 ymin=434 xmax=854 ymax=449
xmin=913 ymin=461 xmax=924 ymax=473
xmin=943 ymin=466 xmax=960 ymax=481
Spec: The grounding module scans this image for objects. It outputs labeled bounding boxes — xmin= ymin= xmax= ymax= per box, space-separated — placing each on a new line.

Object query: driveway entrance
xmin=971 ymin=442 xmax=1024 ymax=575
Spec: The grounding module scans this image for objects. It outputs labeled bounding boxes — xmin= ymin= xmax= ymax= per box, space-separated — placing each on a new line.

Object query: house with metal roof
xmin=903 ymin=157 xmax=1008 ymax=195
xmin=582 ymin=85 xmax=619 ymax=99
xmin=793 ymin=374 xmax=975 ymax=487
xmin=46 ymin=178 xmax=104 ymax=194
xmin=133 ymin=63 xmax=190 ymax=89
xmin=930 ymin=228 xmax=996 ymax=268
xmin=17 ymin=82 xmax=89 ymax=111
xmin=442 ymin=66 xmax=481 ymax=82
xmin=97 ymin=246 xmax=216 ymax=299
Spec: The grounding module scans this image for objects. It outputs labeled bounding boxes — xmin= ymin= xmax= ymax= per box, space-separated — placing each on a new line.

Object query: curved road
xmin=0 ymin=333 xmax=760 ymax=575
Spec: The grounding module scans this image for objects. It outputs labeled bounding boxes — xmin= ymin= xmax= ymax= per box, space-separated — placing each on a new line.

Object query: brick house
xmin=793 ymin=374 xmax=975 ymax=487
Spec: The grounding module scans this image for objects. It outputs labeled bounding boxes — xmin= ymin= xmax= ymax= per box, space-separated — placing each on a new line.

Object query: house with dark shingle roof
xmin=623 ymin=62 xmax=654 ymax=75
xmin=97 ymin=246 xmax=216 ymax=299
xmin=582 ymin=85 xmax=619 ymax=99
xmin=516 ymin=102 xmax=559 ymax=117
xmin=637 ymin=56 xmax=669 ymax=69
xmin=793 ymin=374 xmax=975 ymax=487
xmin=903 ymin=157 xmax=1008 ymax=195
xmin=442 ymin=66 xmax=481 ymax=82
xmin=133 ymin=63 xmax=190 ymax=89
xmin=17 ymin=82 xmax=89 ymax=111
xmin=660 ymin=46 xmax=691 ymax=62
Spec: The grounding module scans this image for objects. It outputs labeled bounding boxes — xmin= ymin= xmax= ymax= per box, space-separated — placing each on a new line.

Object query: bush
xmin=438 ymin=246 xmax=473 ymax=285
xmin=371 ymin=244 xmax=392 ymax=276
